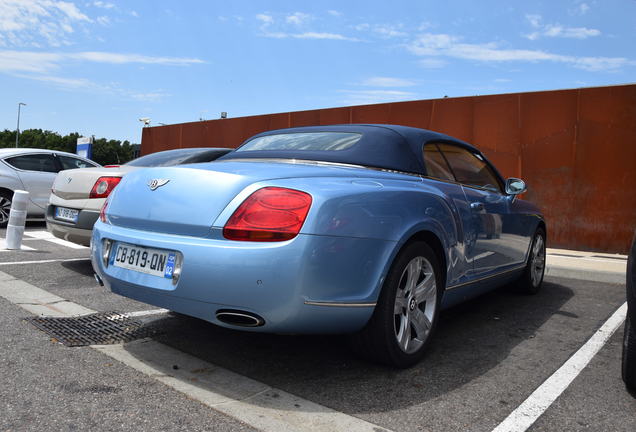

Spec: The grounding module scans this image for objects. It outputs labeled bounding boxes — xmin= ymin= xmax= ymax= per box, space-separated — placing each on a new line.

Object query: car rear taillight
xmin=223 ymin=187 xmax=312 ymax=242
xmin=99 ymin=197 xmax=109 ymax=223
xmin=104 ymin=165 xmax=120 ymax=168
xmin=90 ymin=177 xmax=121 ymax=199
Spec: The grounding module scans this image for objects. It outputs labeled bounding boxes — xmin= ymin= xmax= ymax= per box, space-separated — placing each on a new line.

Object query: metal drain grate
xmin=25 ymin=311 xmax=152 ymax=347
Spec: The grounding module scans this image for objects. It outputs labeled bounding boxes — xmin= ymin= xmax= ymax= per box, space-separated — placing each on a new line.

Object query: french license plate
xmin=55 ymin=206 xmax=79 ymax=223
xmin=111 ymin=242 xmax=176 ymax=279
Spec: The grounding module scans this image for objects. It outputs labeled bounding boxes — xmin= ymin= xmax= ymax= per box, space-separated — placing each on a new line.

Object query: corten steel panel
xmin=140 ymin=84 xmax=636 ymax=253
xmin=428 ymin=97 xmax=474 ymax=143
xmin=319 ymin=107 xmax=351 ymax=125
xmin=471 ymin=94 xmax=521 ymax=180
xmin=579 ymin=85 xmax=636 ymax=129
xmin=519 ymin=90 xmax=579 ymax=250
xmin=351 ymin=104 xmax=392 ymax=124
xmin=572 ymin=86 xmax=636 ymax=252
xmin=180 ymin=122 xmax=209 ymax=148
xmin=290 ymin=109 xmax=321 ymax=127
xmin=244 ymin=116 xmax=273 ymax=141
xmin=472 ymin=94 xmax=520 ymax=154
xmin=387 ymin=100 xmax=434 ymax=129
xmin=217 ymin=118 xmax=251 ymax=147
xmin=481 ymin=150 xmax=519 ymax=181
xmin=267 ymin=113 xmax=291 ymax=131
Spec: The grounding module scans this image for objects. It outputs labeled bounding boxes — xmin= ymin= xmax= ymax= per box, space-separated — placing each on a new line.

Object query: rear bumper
xmin=46 ymin=204 xmax=99 ymax=246
xmin=91 ymin=221 xmax=396 ymax=334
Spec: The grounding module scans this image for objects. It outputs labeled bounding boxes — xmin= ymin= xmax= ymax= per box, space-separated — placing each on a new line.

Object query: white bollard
xmin=5 ymin=190 xmax=29 ymax=250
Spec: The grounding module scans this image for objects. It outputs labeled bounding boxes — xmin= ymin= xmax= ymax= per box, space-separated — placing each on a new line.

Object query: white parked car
xmin=47 ymin=147 xmax=232 ymax=246
xmin=0 ymin=148 xmax=99 ymax=227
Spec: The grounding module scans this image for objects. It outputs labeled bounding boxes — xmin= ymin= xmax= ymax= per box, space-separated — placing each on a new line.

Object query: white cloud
xmin=327 ymin=10 xmax=342 ymax=17
xmin=373 ymin=24 xmax=407 ymax=38
xmin=353 ymin=22 xmax=407 ymax=38
xmin=293 ymin=32 xmax=356 ymax=41
xmin=0 ymin=50 xmax=63 ymax=73
xmin=286 ymin=12 xmax=310 ymax=26
xmin=570 ymin=2 xmax=590 ymax=15
xmin=0 ymin=50 xmax=205 ymax=75
xmin=14 ymin=71 xmax=170 ymax=101
xmin=418 ymin=58 xmax=447 ymax=69
xmin=0 ymin=0 xmax=91 ymax=47
xmin=256 ymin=13 xmax=273 ymax=25
xmin=526 ymin=14 xmax=542 ymax=28
xmin=340 ymin=89 xmax=416 ymax=105
xmin=256 ymin=11 xmax=358 ymax=41
xmin=53 ymin=2 xmax=90 ymax=21
xmin=97 ymin=16 xmax=110 ymax=26
xmin=127 ymin=90 xmax=170 ymax=102
xmin=93 ymin=1 xmax=115 ymax=9
xmin=525 ymin=14 xmax=600 ymax=40
xmin=260 ymin=30 xmax=359 ymax=41
xmin=407 ymin=32 xmax=629 ymax=72
xmin=68 ymin=51 xmax=205 ymax=66
xmin=14 ymin=73 xmax=95 ymax=88
xmin=360 ymin=77 xmax=415 ymax=87
xmin=570 ymin=56 xmax=630 ymax=72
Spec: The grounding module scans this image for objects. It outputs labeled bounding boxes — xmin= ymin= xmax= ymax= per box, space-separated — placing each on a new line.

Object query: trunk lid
xmin=52 ymin=166 xmax=136 ymax=200
xmin=104 ymin=160 xmax=373 ymax=237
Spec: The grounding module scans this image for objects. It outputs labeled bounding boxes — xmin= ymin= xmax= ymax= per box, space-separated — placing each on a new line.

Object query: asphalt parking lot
xmin=1 ymin=223 xmax=634 ymax=432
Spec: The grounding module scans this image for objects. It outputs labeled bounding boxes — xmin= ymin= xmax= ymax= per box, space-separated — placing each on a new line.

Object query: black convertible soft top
xmin=219 ymin=124 xmax=481 ymax=175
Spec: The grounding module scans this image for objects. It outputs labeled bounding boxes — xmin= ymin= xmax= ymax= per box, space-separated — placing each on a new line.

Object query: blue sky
xmin=1 ymin=0 xmax=634 ymax=144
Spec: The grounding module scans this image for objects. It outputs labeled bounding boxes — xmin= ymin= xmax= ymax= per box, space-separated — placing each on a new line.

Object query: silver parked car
xmin=47 ymin=147 xmax=232 ymax=246
xmin=0 ymin=148 xmax=100 ymax=227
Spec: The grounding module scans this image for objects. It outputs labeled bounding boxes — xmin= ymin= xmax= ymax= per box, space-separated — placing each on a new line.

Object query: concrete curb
xmin=545 ymin=265 xmax=626 ymax=285
xmin=545 ymin=249 xmax=627 ymax=284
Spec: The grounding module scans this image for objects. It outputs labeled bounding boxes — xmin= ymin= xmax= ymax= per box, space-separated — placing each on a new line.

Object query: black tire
xmin=351 ymin=241 xmax=443 ymax=368
xmin=0 ymin=190 xmax=12 ymax=228
xmin=623 ymin=315 xmax=636 ymax=390
xmin=517 ymin=227 xmax=546 ymax=294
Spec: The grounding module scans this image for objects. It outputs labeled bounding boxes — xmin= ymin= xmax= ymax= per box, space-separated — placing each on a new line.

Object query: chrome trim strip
xmin=304 ymin=301 xmax=376 ymax=308
xmin=446 ymin=264 xmax=526 ymax=290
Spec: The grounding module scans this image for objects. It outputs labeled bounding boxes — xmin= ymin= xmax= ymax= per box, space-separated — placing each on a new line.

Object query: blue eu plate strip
xmin=164 ymin=253 xmax=176 ymax=279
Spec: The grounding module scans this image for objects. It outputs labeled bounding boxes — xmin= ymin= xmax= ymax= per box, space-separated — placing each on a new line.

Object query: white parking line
xmin=0 ymin=258 xmax=89 ymax=266
xmin=491 ymin=302 xmax=627 ymax=432
xmin=23 ymin=230 xmax=88 ymax=249
xmin=0 ymin=270 xmax=392 ymax=432
xmin=0 ymin=238 xmax=35 ymax=251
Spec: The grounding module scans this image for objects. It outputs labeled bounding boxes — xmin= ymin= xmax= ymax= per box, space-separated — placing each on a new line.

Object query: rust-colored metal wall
xmin=141 ymin=84 xmax=636 ymax=253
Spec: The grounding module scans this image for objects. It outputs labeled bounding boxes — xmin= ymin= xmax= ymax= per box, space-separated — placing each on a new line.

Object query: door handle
xmin=470 ymin=202 xmax=484 ymax=211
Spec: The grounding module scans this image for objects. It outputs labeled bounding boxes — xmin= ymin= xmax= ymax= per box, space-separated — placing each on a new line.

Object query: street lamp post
xmin=15 ymin=102 xmax=26 ymax=148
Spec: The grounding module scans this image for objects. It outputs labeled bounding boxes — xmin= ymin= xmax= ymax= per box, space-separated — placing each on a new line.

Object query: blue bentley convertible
xmin=91 ymin=124 xmax=546 ymax=368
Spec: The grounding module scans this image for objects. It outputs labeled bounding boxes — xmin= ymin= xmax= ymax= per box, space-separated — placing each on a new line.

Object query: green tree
xmin=0 ymin=129 xmax=137 ymax=165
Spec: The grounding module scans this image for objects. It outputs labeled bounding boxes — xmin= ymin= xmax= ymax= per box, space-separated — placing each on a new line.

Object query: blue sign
xmin=77 ymin=137 xmax=93 ymax=159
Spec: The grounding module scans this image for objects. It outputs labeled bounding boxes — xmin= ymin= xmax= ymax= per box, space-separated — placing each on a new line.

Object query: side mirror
xmin=505 ymin=178 xmax=527 ymax=195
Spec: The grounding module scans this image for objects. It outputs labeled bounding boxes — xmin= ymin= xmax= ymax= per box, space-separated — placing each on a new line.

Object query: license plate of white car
xmin=55 ymin=206 xmax=79 ymax=223
xmin=111 ymin=242 xmax=176 ymax=279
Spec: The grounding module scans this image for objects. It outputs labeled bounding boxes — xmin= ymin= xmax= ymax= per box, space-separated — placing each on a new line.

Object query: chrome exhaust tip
xmin=216 ymin=309 xmax=264 ymax=327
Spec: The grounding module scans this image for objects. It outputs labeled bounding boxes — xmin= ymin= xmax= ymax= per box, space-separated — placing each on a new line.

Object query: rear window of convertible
xmin=237 ymin=132 xmax=362 ymax=152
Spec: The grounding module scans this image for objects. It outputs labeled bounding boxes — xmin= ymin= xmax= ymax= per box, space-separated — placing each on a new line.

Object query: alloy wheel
xmin=531 ymin=234 xmax=546 ymax=287
xmin=0 ymin=196 xmax=11 ymax=224
xmin=393 ymin=256 xmax=437 ymax=354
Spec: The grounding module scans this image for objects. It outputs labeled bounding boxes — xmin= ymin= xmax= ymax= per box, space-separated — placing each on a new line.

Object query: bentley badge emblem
xmin=148 ymin=178 xmax=170 ymax=190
